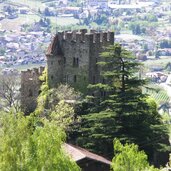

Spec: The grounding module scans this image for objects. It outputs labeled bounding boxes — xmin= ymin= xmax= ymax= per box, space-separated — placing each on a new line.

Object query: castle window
xmin=76 ymin=58 xmax=79 ymax=66
xmin=74 ymin=75 xmax=77 ymax=83
xmin=28 ymin=89 xmax=33 ymax=97
xmin=51 ymin=75 xmax=54 ymax=80
xmin=51 ymin=61 xmax=53 ymax=65
xmin=73 ymin=57 xmax=79 ymax=67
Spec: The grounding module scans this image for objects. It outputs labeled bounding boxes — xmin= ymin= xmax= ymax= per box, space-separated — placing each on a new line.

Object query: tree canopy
xmin=111 ymin=139 xmax=160 ymax=171
xmin=0 ymin=112 xmax=80 ymax=171
xmin=76 ymin=44 xmax=170 ymax=166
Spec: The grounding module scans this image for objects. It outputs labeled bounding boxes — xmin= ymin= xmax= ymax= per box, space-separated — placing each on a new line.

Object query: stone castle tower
xmin=46 ymin=29 xmax=114 ymax=92
xmin=20 ymin=67 xmax=44 ymax=114
xmin=21 ymin=29 xmax=114 ymax=114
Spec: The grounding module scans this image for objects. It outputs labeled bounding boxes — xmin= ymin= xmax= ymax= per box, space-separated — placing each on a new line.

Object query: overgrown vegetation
xmin=111 ymin=139 xmax=160 ymax=171
xmin=0 ymin=112 xmax=80 ymax=171
xmin=35 ymin=68 xmax=81 ymax=131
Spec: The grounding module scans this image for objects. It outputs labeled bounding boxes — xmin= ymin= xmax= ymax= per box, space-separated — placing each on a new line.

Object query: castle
xmin=21 ymin=29 xmax=114 ymax=114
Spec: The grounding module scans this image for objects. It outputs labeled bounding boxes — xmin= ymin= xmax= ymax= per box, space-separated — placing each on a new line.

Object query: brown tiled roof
xmin=64 ymin=143 xmax=111 ymax=165
xmin=46 ymin=34 xmax=63 ymax=56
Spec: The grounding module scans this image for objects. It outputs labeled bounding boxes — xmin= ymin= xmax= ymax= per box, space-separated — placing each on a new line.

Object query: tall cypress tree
xmin=76 ymin=44 xmax=170 ymax=166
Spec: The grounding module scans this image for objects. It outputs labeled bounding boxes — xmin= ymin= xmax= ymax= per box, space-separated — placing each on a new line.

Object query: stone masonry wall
xmin=20 ymin=66 xmax=44 ymax=115
xmin=46 ymin=29 xmax=114 ymax=92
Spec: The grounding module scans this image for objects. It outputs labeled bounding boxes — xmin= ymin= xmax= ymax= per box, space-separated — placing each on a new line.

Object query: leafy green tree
xmin=50 ymin=100 xmax=77 ymax=130
xmin=0 ymin=112 xmax=80 ymax=171
xmin=76 ymin=44 xmax=169 ymax=165
xmin=111 ymin=139 xmax=160 ymax=171
xmin=36 ymin=70 xmax=81 ymax=131
xmin=47 ymin=84 xmax=82 ymax=109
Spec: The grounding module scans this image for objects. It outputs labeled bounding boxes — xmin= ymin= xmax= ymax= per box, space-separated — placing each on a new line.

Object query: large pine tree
xmin=76 ymin=44 xmax=170 ymax=166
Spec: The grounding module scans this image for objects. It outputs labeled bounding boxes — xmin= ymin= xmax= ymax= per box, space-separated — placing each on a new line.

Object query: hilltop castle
xmin=21 ymin=29 xmax=114 ymax=114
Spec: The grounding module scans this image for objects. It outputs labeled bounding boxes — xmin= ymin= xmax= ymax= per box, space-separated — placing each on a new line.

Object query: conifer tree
xmin=76 ymin=44 xmax=169 ymax=165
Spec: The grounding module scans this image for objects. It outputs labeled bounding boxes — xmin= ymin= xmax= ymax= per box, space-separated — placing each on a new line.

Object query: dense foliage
xmin=111 ymin=139 xmax=160 ymax=171
xmin=0 ymin=112 xmax=80 ymax=171
xmin=76 ymin=44 xmax=170 ymax=166
xmin=36 ymin=69 xmax=81 ymax=131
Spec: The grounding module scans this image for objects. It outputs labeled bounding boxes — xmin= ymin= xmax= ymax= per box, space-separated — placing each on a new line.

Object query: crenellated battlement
xmin=46 ymin=30 xmax=114 ymax=58
xmin=21 ymin=67 xmax=45 ymax=82
xmin=54 ymin=29 xmax=114 ymax=44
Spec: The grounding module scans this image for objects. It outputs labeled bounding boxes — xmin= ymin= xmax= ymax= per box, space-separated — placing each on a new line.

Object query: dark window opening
xmin=29 ymin=89 xmax=33 ymax=97
xmin=84 ymin=76 xmax=86 ymax=81
xmin=51 ymin=75 xmax=54 ymax=80
xmin=74 ymin=75 xmax=77 ymax=83
xmin=76 ymin=58 xmax=79 ymax=66
xmin=51 ymin=61 xmax=53 ymax=65
xmin=73 ymin=57 xmax=79 ymax=67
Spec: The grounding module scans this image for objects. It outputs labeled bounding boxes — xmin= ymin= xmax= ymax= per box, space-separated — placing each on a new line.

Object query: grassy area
xmin=19 ymin=14 xmax=40 ymax=23
xmin=0 ymin=14 xmax=41 ymax=31
xmin=0 ymin=14 xmax=79 ymax=31
xmin=0 ymin=18 xmax=24 ymax=30
xmin=142 ymin=56 xmax=171 ymax=71
xmin=50 ymin=16 xmax=79 ymax=26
